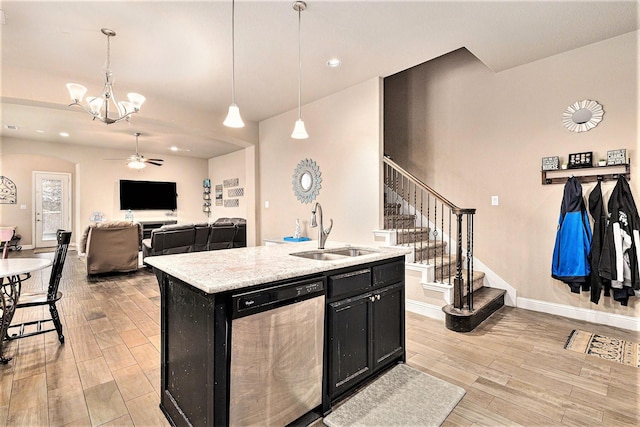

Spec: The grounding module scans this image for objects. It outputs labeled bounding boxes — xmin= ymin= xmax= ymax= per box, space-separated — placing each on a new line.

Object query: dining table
xmin=0 ymin=258 xmax=52 ymax=363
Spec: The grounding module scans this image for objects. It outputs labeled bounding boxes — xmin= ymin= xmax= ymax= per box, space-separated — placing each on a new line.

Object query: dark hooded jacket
xmin=587 ymin=181 xmax=611 ymax=303
xmin=552 ymin=177 xmax=592 ymax=292
xmin=598 ymin=177 xmax=639 ymax=306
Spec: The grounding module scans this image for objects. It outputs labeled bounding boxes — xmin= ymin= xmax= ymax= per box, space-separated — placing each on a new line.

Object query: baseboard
xmin=406 ymin=299 xmax=444 ymax=321
xmin=517 ymin=297 xmax=640 ymax=332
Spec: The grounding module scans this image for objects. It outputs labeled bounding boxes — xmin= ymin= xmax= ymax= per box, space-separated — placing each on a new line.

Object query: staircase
xmin=383 ymin=157 xmax=505 ymax=332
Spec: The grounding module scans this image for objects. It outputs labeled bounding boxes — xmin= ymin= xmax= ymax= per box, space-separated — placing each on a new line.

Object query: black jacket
xmin=587 ymin=181 xmax=610 ymax=303
xmin=598 ymin=177 xmax=639 ymax=305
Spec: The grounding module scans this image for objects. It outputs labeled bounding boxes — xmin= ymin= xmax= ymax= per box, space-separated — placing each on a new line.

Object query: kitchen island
xmin=146 ymin=241 xmax=410 ymax=427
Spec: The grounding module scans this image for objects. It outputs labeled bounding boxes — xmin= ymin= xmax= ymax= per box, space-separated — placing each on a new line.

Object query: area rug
xmin=323 ymin=364 xmax=466 ymax=427
xmin=564 ymin=329 xmax=639 ymax=368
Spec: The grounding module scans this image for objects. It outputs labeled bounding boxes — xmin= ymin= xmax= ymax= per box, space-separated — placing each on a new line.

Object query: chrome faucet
xmin=310 ymin=202 xmax=333 ymax=249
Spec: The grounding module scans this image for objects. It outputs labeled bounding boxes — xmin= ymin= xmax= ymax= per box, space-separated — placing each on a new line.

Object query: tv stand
xmin=139 ymin=220 xmax=178 ymax=239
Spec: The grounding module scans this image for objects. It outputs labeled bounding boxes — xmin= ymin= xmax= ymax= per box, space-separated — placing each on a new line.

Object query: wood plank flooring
xmin=1 ymin=249 xmax=638 ymax=426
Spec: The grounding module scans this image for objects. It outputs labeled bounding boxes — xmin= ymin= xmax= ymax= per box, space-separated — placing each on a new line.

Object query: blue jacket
xmin=552 ymin=177 xmax=592 ymax=290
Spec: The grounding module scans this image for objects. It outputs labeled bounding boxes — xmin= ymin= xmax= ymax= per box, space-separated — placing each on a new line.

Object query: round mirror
xmin=292 ymin=159 xmax=322 ymax=204
xmin=300 ymin=172 xmax=312 ymax=191
xmin=562 ymin=100 xmax=604 ymax=132
xmin=572 ymin=108 xmax=593 ymax=124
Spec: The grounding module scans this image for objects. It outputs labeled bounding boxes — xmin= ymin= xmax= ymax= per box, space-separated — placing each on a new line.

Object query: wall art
xmin=607 ymin=149 xmax=626 ymax=165
xmin=223 ymin=178 xmax=239 ymax=188
xmin=215 ymin=184 xmax=223 ymax=206
xmin=224 ymin=199 xmax=239 ymax=208
xmin=228 ymin=188 xmax=244 ymax=197
xmin=0 ymin=176 xmax=17 ymax=204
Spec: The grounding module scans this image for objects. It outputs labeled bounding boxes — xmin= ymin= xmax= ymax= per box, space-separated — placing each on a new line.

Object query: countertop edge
xmin=146 ymin=242 xmax=411 ymax=295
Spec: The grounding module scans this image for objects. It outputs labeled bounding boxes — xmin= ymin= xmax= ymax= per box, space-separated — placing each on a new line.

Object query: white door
xmin=34 ymin=172 xmax=72 ymax=248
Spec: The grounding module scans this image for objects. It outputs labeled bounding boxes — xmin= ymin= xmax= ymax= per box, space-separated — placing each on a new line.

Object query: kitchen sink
xmin=290 ymin=247 xmax=379 ymax=261
xmin=326 ymin=247 xmax=378 ymax=257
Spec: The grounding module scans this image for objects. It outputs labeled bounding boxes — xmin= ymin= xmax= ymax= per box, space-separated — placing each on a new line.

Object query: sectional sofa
xmin=141 ymin=218 xmax=246 ymax=263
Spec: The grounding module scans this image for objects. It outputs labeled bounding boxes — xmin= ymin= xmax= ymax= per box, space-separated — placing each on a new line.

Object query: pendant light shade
xmin=224 ymin=0 xmax=245 ymax=128
xmin=224 ymin=104 xmax=244 ymax=128
xmin=291 ymin=119 xmax=308 ymax=139
xmin=291 ymin=1 xmax=308 ymax=139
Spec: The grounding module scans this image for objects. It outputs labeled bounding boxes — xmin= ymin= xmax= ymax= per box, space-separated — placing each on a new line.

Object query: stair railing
xmin=383 ymin=156 xmax=477 ymax=310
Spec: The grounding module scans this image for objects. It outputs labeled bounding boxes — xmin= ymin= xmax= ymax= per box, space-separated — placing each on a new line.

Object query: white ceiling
xmin=1 ymin=1 xmax=638 ymax=159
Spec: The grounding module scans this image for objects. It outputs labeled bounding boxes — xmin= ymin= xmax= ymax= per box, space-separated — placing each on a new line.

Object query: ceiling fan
xmin=108 ymin=132 xmax=164 ymax=169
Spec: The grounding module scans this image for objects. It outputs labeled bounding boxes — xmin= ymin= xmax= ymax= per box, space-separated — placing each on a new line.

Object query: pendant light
xmin=223 ymin=0 xmax=245 ymax=128
xmin=291 ymin=1 xmax=309 ymax=139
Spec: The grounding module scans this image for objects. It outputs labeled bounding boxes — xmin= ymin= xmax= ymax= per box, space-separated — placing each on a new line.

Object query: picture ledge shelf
xmin=541 ymin=162 xmax=630 ymax=185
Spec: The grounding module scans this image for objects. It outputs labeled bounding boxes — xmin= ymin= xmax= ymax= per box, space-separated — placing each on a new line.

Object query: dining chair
xmin=0 ymin=227 xmax=16 ymax=259
xmin=5 ymin=230 xmax=72 ymax=344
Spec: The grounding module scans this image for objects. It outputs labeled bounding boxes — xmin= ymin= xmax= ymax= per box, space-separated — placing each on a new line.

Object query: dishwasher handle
xmin=231 ymin=277 xmax=325 ymax=318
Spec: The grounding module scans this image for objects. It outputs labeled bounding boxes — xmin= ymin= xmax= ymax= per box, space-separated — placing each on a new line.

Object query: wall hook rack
xmin=541 ymin=161 xmax=631 ymax=185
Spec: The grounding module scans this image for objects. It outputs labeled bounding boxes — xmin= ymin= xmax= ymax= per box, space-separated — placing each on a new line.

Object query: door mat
xmin=564 ymin=329 xmax=639 ymax=368
xmin=323 ymin=364 xmax=465 ymax=427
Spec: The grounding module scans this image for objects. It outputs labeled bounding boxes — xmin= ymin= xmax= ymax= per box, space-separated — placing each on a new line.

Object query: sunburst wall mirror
xmin=292 ymin=158 xmax=322 ymax=204
xmin=562 ymin=99 xmax=604 ymax=133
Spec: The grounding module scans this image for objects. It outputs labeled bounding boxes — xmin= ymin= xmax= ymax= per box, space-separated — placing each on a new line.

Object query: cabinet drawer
xmin=328 ymin=268 xmax=371 ymax=299
xmin=372 ymin=260 xmax=404 ymax=287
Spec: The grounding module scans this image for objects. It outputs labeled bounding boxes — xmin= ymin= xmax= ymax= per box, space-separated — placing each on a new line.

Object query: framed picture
xmin=215 ymin=184 xmax=223 ymax=206
xmin=541 ymin=156 xmax=559 ymax=171
xmin=567 ymin=151 xmax=592 ymax=169
xmin=606 ymin=149 xmax=626 ymax=165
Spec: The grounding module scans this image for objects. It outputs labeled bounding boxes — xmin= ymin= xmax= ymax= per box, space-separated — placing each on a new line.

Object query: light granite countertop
xmin=145 ymin=241 xmax=411 ymax=295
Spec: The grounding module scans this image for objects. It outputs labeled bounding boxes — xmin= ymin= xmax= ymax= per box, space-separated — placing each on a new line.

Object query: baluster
xmin=419 ymin=189 xmax=423 ymax=264
xmin=448 ymin=208 xmax=452 ymax=286
xmin=433 ymin=198 xmax=438 ymax=280
xmin=427 ymin=194 xmax=430 ymax=266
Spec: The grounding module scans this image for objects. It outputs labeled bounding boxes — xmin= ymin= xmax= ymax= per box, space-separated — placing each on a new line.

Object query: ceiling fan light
xmin=66 ymin=83 xmax=87 ymax=103
xmin=128 ymin=160 xmax=146 ymax=170
xmin=127 ymin=92 xmax=145 ymax=110
xmin=223 ymin=104 xmax=245 ymax=128
xmin=291 ymin=119 xmax=309 ymax=139
xmin=87 ymin=96 xmax=104 ymax=115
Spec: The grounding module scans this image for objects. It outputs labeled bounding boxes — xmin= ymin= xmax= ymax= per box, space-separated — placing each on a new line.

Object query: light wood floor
xmin=1 ymin=249 xmax=638 ymax=426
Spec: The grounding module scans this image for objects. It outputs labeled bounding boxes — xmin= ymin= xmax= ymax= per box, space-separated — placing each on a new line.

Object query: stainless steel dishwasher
xmin=228 ymin=277 xmax=325 ymax=426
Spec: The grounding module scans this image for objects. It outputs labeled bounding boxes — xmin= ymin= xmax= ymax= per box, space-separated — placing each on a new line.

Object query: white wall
xmin=385 ymin=32 xmax=639 ymax=319
xmin=258 ymin=78 xmax=382 ymax=246
xmin=0 ymin=137 xmax=209 ymax=246
xmin=208 ymin=146 xmax=257 ymax=246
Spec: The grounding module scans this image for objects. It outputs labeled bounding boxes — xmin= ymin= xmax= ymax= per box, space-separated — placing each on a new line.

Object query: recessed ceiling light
xmin=59 ymin=132 xmax=69 ymax=137
xmin=36 ymin=130 xmax=45 ymax=133
xmin=326 ymin=58 xmax=342 ymax=68
xmin=170 ymin=146 xmax=191 ymax=152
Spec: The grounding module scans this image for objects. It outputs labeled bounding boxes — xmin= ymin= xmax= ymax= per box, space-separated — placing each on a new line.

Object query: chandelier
xmin=66 ymin=28 xmax=145 ymax=125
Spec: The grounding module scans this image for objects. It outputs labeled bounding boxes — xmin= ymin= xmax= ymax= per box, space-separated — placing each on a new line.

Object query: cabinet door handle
xmin=376 ymin=294 xmax=381 ymax=301
xmin=369 ymin=296 xmax=375 ymax=302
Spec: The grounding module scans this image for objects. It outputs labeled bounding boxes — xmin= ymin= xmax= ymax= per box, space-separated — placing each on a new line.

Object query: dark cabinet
xmin=326 ymin=259 xmax=405 ymax=402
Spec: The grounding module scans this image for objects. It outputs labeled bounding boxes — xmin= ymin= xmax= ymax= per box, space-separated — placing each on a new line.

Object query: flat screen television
xmin=119 ymin=180 xmax=177 ymax=211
